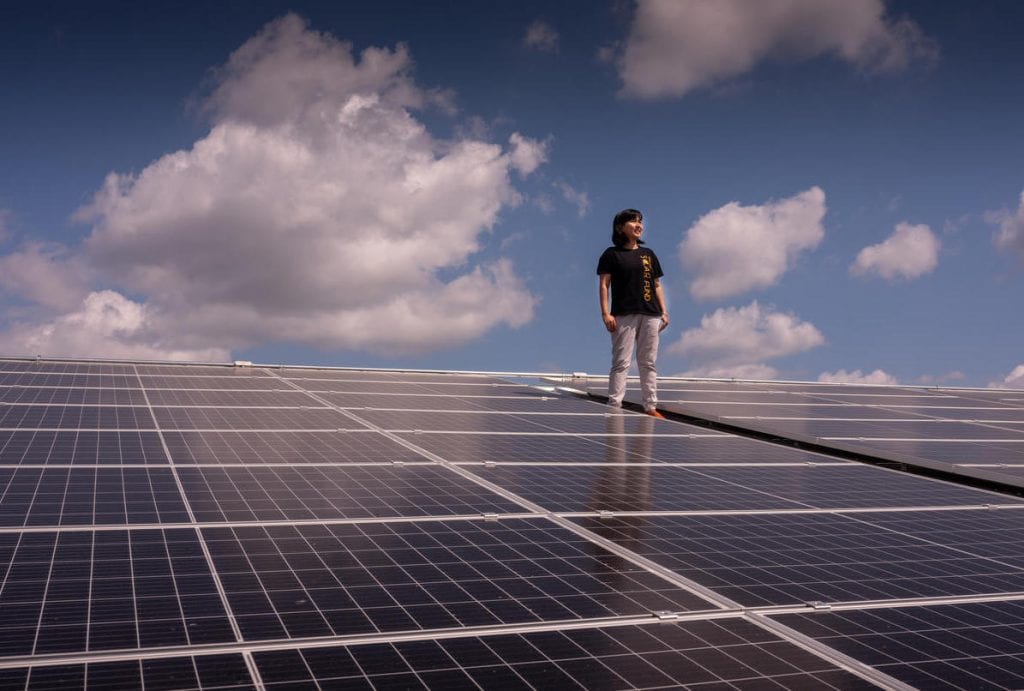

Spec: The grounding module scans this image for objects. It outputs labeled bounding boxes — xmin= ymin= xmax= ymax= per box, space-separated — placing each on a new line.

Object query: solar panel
xmin=772 ymin=600 xmax=1024 ymax=689
xmin=2 ymin=357 xmax=1023 ymax=689
xmin=595 ymin=375 xmax=1024 ymax=489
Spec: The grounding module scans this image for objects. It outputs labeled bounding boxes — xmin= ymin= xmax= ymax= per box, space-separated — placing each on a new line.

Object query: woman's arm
xmin=598 ymin=274 xmax=616 ymax=332
xmin=654 ymin=278 xmax=669 ymax=331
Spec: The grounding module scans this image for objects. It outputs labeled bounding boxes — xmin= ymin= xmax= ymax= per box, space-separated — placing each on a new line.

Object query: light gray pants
xmin=607 ymin=313 xmax=660 ymax=410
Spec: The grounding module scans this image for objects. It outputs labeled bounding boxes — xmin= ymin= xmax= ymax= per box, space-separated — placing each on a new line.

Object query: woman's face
xmin=619 ymin=217 xmax=643 ymax=243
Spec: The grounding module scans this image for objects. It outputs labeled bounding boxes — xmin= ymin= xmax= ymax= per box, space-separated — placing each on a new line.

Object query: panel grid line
xmin=6 ymin=359 xmax=1024 ymax=688
xmin=131 ymin=364 xmax=245 ymax=647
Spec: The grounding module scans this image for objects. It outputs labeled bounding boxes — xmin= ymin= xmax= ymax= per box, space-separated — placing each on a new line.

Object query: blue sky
xmin=1 ymin=0 xmax=1023 ymax=387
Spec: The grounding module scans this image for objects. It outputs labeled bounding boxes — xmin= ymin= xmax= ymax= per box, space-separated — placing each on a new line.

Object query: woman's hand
xmin=603 ymin=314 xmax=617 ymax=332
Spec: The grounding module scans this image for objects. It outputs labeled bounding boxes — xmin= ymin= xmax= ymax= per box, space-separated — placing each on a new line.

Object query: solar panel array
xmin=1 ymin=360 xmax=1024 ymax=689
xmin=643 ymin=378 xmax=1024 ymax=490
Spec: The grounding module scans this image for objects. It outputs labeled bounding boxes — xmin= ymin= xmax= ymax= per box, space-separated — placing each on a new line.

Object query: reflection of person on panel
xmin=587 ymin=412 xmax=653 ymax=516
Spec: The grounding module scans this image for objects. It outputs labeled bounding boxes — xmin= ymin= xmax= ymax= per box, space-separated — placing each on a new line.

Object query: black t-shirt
xmin=596 ymin=246 xmax=664 ymax=316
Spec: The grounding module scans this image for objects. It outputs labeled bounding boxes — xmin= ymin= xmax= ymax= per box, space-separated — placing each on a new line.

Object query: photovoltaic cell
xmin=675 ymin=402 xmax=928 ymax=421
xmin=1 ymin=358 xmax=1021 ymax=687
xmin=0 ymin=405 xmax=155 ymax=430
xmin=162 ymin=429 xmax=428 ymax=465
xmin=0 ymin=529 xmax=236 ymax=658
xmin=465 ymin=465 xmax=810 ymax=513
xmin=355 ymin=408 xmax=718 ymax=436
xmin=320 ymin=391 xmax=492 ymax=411
xmin=774 ymin=600 xmax=1024 ymax=691
xmin=0 ymin=374 xmax=140 ymax=388
xmin=136 ymin=364 xmax=272 ymax=377
xmin=0 ymin=653 xmax=255 ymax=691
xmin=144 ymin=388 xmax=314 ymax=407
xmin=387 ymin=383 xmax=544 ymax=397
xmin=395 ymin=430 xmax=828 ymax=465
xmin=0 ymin=362 xmax=137 ymax=375
xmin=137 ymin=376 xmax=280 ymax=390
xmin=684 ymin=464 xmax=1023 ymax=509
xmin=572 ymin=511 xmax=1024 ymax=606
xmin=203 ymin=518 xmax=713 ymax=641
xmin=834 ymin=438 xmax=1024 ymax=464
xmin=151 ymin=406 xmax=360 ymax=431
xmin=176 ymin=465 xmax=526 ymax=521
xmin=0 ymin=431 xmax=169 ymax=465
xmin=296 ymin=379 xmax=453 ymax=394
xmin=471 ymin=463 xmax=1019 ymax=514
xmin=396 ymin=432 xmax=649 ymax=464
xmin=649 ymin=378 xmax=1024 ymax=490
xmin=0 ymin=387 xmax=149 ymax=406
xmin=0 ymin=468 xmax=189 ymax=525
xmin=321 ymin=392 xmax=607 ymax=415
xmin=844 ymin=508 xmax=1024 ymax=569
xmin=253 ymin=618 xmax=876 ymax=690
xmin=757 ymin=419 xmax=1024 ymax=440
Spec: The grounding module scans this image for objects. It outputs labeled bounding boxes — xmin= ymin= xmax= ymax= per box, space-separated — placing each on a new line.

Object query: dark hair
xmin=611 ymin=208 xmax=644 ymax=247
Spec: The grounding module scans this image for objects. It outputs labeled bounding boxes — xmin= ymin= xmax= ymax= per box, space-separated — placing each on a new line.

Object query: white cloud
xmin=555 ymin=181 xmax=590 ymax=217
xmin=669 ymin=301 xmax=824 ymax=376
xmin=678 ymin=363 xmax=780 ymax=380
xmin=199 ymin=13 xmax=436 ymax=126
xmin=990 ymin=364 xmax=1024 ymax=390
xmin=850 ymin=222 xmax=940 ymax=280
xmin=508 ymin=132 xmax=549 ymax=176
xmin=0 ymin=291 xmax=229 ymax=362
xmin=817 ymin=368 xmax=898 ymax=385
xmin=914 ymin=371 xmax=965 ymax=386
xmin=614 ymin=0 xmax=937 ymax=99
xmin=988 ymin=190 xmax=1024 ymax=262
xmin=0 ymin=13 xmax=545 ymax=360
xmin=523 ymin=20 xmax=559 ymax=53
xmin=679 ymin=187 xmax=826 ymax=301
xmin=0 ymin=242 xmax=90 ymax=311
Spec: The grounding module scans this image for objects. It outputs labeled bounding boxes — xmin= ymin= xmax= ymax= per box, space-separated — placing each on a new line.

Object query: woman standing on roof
xmin=597 ymin=208 xmax=669 ymax=417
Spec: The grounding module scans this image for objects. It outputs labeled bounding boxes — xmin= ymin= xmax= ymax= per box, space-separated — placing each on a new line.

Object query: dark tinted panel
xmin=163 ymin=430 xmax=427 ymax=465
xmin=775 ymin=600 xmax=1024 ymax=691
xmin=0 ymin=468 xmax=188 ymax=525
xmin=152 ymin=407 xmax=360 ymax=430
xmin=0 ymin=529 xmax=235 ymax=657
xmin=573 ymin=511 xmax=1024 ymax=606
xmin=0 ymin=405 xmax=155 ymax=429
xmin=254 ymin=618 xmax=875 ymax=690
xmin=204 ymin=518 xmax=712 ymax=641
xmin=178 ymin=465 xmax=525 ymax=521
xmin=0 ymin=431 xmax=168 ymax=465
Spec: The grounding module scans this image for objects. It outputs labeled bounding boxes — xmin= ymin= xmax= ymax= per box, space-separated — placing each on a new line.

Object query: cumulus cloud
xmin=0 ymin=242 xmax=90 ymax=311
xmin=199 ymin=14 xmax=442 ymax=126
xmin=679 ymin=187 xmax=826 ymax=301
xmin=669 ymin=301 xmax=824 ymax=377
xmin=678 ymin=362 xmax=781 ymax=380
xmin=508 ymin=132 xmax=549 ymax=175
xmin=817 ymin=368 xmax=898 ymax=385
xmin=1 ymin=14 xmax=545 ymax=360
xmin=914 ymin=371 xmax=965 ymax=386
xmin=850 ymin=222 xmax=940 ymax=280
xmin=613 ymin=0 xmax=937 ymax=99
xmin=523 ymin=20 xmax=559 ymax=53
xmin=555 ymin=181 xmax=590 ymax=217
xmin=0 ymin=291 xmax=229 ymax=362
xmin=990 ymin=364 xmax=1024 ymax=390
xmin=987 ymin=190 xmax=1024 ymax=262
